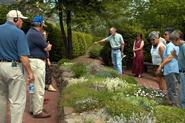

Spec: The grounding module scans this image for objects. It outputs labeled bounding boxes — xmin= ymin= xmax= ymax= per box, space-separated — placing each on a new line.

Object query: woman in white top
xmin=149 ymin=31 xmax=166 ymax=91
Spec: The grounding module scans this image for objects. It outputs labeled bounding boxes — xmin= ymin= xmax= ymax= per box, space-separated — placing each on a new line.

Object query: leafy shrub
xmin=88 ymin=45 xmax=102 ymax=58
xmin=58 ymin=58 xmax=70 ymax=65
xmin=154 ymin=106 xmax=185 ymax=123
xmin=71 ymin=63 xmax=87 ymax=78
xmin=72 ymin=32 xmax=93 ymax=57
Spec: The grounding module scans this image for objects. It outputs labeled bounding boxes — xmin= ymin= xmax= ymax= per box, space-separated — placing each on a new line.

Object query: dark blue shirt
xmin=26 ymin=27 xmax=48 ymax=59
xmin=0 ymin=21 xmax=30 ymax=61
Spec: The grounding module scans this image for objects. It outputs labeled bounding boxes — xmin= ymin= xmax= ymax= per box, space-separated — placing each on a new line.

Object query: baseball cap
xmin=32 ymin=15 xmax=46 ymax=26
xmin=7 ymin=10 xmax=28 ymax=19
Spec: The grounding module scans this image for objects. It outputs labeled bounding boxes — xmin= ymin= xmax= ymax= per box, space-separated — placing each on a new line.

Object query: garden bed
xmin=58 ymin=62 xmax=185 ymax=123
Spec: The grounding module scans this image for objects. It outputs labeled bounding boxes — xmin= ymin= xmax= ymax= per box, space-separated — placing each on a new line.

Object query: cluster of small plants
xmin=75 ymin=97 xmax=99 ymax=112
xmin=134 ymin=87 xmax=165 ymax=98
xmin=67 ymin=77 xmax=88 ymax=87
xmin=70 ymin=63 xmax=88 ymax=78
xmin=96 ymin=77 xmax=128 ymax=92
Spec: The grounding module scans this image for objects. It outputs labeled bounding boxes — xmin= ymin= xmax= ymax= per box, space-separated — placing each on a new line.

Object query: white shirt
xmin=151 ymin=42 xmax=166 ymax=65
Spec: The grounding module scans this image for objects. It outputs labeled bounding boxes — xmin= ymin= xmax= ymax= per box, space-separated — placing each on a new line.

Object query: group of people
xmin=0 ymin=10 xmax=55 ymax=123
xmin=0 ymin=9 xmax=185 ymax=123
xmin=96 ymin=27 xmax=185 ymax=108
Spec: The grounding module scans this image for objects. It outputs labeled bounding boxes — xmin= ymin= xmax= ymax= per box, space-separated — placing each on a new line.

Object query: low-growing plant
xmin=123 ymin=75 xmax=137 ymax=84
xmin=58 ymin=58 xmax=70 ymax=66
xmin=75 ymin=97 xmax=99 ymax=112
xmin=61 ymin=83 xmax=97 ymax=107
xmin=154 ymin=106 xmax=185 ymax=123
xmin=105 ymin=99 xmax=148 ymax=119
xmin=71 ymin=63 xmax=88 ymax=78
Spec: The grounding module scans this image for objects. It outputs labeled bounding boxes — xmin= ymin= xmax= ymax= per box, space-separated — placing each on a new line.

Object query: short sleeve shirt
xmin=178 ymin=41 xmax=185 ymax=70
xmin=0 ymin=21 xmax=30 ymax=61
xmin=26 ymin=28 xmax=48 ymax=59
xmin=105 ymin=33 xmax=124 ymax=49
xmin=163 ymin=42 xmax=179 ymax=75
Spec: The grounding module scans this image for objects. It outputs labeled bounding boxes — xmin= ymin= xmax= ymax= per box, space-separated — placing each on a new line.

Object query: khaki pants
xmin=0 ymin=62 xmax=26 ymax=123
xmin=29 ymin=58 xmax=46 ymax=115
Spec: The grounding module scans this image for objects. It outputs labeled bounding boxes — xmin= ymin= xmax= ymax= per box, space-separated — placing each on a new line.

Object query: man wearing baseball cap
xmin=0 ymin=10 xmax=34 ymax=123
xmin=27 ymin=15 xmax=52 ymax=118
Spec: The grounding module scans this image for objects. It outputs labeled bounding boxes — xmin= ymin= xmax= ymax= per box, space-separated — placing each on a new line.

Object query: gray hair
xmin=170 ymin=30 xmax=183 ymax=41
xmin=148 ymin=31 xmax=160 ymax=40
xmin=6 ymin=17 xmax=14 ymax=23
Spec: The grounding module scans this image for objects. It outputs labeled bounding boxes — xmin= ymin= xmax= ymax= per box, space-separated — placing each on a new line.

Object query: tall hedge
xmin=72 ymin=31 xmax=93 ymax=57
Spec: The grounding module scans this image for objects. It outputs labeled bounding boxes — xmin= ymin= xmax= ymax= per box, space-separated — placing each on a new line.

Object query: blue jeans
xmin=111 ymin=50 xmax=122 ymax=74
xmin=164 ymin=73 xmax=180 ymax=106
xmin=180 ymin=72 xmax=185 ymax=108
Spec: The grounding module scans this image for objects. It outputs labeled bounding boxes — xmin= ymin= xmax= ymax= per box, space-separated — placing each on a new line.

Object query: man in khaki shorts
xmin=0 ymin=10 xmax=34 ymax=123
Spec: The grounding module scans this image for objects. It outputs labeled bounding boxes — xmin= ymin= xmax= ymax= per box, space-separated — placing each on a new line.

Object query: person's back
xmin=27 ymin=27 xmax=48 ymax=59
xmin=0 ymin=22 xmax=27 ymax=60
xmin=0 ymin=10 xmax=34 ymax=123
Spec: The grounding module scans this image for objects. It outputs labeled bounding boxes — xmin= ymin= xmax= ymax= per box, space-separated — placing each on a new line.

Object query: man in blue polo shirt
xmin=95 ymin=27 xmax=125 ymax=74
xmin=26 ymin=15 xmax=52 ymax=118
xmin=0 ymin=10 xmax=34 ymax=123
xmin=170 ymin=30 xmax=185 ymax=108
xmin=157 ymin=29 xmax=180 ymax=107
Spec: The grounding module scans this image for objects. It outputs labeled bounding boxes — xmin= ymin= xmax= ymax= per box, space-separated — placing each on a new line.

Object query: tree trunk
xmin=66 ymin=10 xmax=72 ymax=58
xmin=57 ymin=0 xmax=68 ymax=58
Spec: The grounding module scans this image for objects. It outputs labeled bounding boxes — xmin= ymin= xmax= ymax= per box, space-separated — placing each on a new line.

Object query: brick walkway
xmin=125 ymin=70 xmax=160 ymax=90
xmin=6 ymin=78 xmax=60 ymax=123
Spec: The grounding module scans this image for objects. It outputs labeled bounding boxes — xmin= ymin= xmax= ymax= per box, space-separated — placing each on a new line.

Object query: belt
xmin=112 ymin=48 xmax=120 ymax=50
xmin=29 ymin=56 xmax=46 ymax=61
xmin=0 ymin=59 xmax=20 ymax=62
xmin=179 ymin=70 xmax=185 ymax=73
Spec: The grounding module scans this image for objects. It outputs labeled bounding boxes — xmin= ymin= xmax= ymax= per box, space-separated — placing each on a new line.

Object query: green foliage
xmin=88 ymin=44 xmax=102 ymax=59
xmin=70 ymin=63 xmax=87 ymax=78
xmin=154 ymin=106 xmax=185 ymax=123
xmin=58 ymin=58 xmax=70 ymax=65
xmin=46 ymin=23 xmax=64 ymax=61
xmin=100 ymin=42 xmax=112 ymax=66
xmin=74 ymin=97 xmax=99 ymax=112
xmin=105 ymin=99 xmax=148 ymax=119
xmin=123 ymin=75 xmax=137 ymax=84
xmin=95 ymin=67 xmax=119 ymax=78
xmin=61 ymin=83 xmax=97 ymax=107
xmin=0 ymin=5 xmax=9 ymax=24
xmin=72 ymin=32 xmax=93 ymax=57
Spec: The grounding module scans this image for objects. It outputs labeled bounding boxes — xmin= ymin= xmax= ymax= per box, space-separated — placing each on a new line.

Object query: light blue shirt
xmin=106 ymin=33 xmax=124 ymax=49
xmin=178 ymin=41 xmax=185 ymax=70
xmin=163 ymin=42 xmax=179 ymax=75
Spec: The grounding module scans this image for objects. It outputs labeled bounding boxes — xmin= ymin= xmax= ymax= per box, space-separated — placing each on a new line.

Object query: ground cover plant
xmin=60 ymin=62 xmax=185 ymax=123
